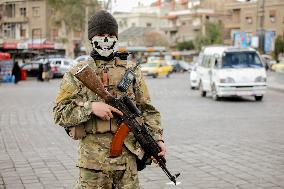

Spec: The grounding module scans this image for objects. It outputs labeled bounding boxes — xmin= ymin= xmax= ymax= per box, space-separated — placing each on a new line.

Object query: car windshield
xmin=222 ymin=52 xmax=263 ymax=68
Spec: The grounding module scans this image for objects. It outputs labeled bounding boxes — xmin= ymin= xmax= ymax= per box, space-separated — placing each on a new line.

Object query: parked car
xmin=49 ymin=58 xmax=76 ymax=77
xmin=179 ymin=60 xmax=192 ymax=72
xmin=167 ymin=60 xmax=191 ymax=72
xmin=271 ymin=59 xmax=284 ymax=72
xmin=75 ymin=55 xmax=90 ymax=63
xmin=21 ymin=61 xmax=52 ymax=79
xmin=196 ymin=46 xmax=267 ymax=101
xmin=189 ymin=63 xmax=199 ymax=89
xmin=141 ymin=60 xmax=173 ymax=78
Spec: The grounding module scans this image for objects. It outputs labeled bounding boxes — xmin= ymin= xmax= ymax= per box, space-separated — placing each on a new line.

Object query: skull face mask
xmin=91 ymin=35 xmax=117 ymax=57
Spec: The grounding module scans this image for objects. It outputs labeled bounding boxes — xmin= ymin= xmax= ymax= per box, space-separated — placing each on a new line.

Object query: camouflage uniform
xmin=53 ymin=57 xmax=163 ymax=189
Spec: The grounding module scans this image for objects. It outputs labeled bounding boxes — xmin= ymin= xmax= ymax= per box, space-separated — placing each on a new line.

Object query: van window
xmin=64 ymin=61 xmax=69 ymax=66
xmin=222 ymin=52 xmax=263 ymax=68
xmin=201 ymin=55 xmax=210 ymax=68
xmin=54 ymin=60 xmax=61 ymax=65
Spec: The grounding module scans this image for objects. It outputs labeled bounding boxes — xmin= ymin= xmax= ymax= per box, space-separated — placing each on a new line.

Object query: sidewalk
xmin=267 ymin=71 xmax=284 ymax=92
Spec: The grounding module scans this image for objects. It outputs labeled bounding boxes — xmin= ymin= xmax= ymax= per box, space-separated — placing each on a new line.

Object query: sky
xmin=111 ymin=0 xmax=158 ymax=12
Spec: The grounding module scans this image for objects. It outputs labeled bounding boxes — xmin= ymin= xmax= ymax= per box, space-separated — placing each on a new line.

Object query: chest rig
xmin=86 ymin=58 xmax=136 ymax=135
xmin=94 ymin=58 xmax=134 ymax=98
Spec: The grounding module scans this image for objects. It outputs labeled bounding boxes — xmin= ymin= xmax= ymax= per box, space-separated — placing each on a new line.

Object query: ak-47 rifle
xmin=73 ymin=64 xmax=180 ymax=185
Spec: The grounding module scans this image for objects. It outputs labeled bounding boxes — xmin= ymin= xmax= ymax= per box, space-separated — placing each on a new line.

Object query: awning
xmin=17 ymin=39 xmax=55 ymax=49
xmin=1 ymin=39 xmax=64 ymax=51
xmin=2 ymin=42 xmax=18 ymax=49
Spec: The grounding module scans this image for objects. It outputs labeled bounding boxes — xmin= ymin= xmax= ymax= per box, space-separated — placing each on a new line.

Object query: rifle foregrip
xmin=110 ymin=123 xmax=130 ymax=157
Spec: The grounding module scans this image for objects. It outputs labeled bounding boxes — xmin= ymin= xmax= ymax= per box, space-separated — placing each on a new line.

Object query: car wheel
xmin=255 ymin=95 xmax=263 ymax=101
xmin=199 ymin=82 xmax=206 ymax=97
xmin=191 ymin=86 xmax=195 ymax=90
xmin=212 ymin=84 xmax=220 ymax=101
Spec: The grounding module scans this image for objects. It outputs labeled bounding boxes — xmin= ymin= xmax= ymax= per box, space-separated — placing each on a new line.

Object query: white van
xmin=197 ymin=46 xmax=267 ymax=101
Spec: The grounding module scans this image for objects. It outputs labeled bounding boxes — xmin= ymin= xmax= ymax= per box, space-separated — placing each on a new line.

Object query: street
xmin=1 ymin=73 xmax=284 ymax=189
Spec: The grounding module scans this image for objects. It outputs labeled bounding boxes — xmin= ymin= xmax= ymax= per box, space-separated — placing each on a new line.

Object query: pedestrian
xmin=12 ymin=61 xmax=21 ymax=84
xmin=37 ymin=63 xmax=43 ymax=81
xmin=53 ymin=10 xmax=166 ymax=189
xmin=43 ymin=62 xmax=51 ymax=81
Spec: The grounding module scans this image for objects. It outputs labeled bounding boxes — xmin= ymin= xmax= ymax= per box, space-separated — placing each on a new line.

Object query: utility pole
xmin=257 ymin=0 xmax=265 ymax=53
xmin=83 ymin=0 xmax=93 ymax=54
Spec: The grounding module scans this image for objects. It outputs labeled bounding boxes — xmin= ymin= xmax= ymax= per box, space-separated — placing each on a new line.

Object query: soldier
xmin=53 ymin=10 xmax=166 ymax=189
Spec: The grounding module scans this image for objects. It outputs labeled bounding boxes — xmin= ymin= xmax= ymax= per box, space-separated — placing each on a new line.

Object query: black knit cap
xmin=88 ymin=10 xmax=118 ymax=40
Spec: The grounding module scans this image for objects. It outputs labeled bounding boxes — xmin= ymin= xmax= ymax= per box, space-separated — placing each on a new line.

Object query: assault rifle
xmin=73 ymin=64 xmax=180 ymax=185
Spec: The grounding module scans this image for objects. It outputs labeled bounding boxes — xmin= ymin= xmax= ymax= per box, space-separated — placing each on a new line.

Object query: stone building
xmin=224 ymin=0 xmax=284 ymax=41
xmin=0 ymin=0 xmax=89 ymax=58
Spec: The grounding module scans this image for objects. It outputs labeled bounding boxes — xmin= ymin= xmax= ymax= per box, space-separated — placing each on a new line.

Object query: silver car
xmin=49 ymin=58 xmax=76 ymax=77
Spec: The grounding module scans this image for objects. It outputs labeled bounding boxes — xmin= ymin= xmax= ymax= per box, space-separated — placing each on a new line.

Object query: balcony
xmin=224 ymin=21 xmax=241 ymax=29
xmin=161 ymin=26 xmax=178 ymax=32
xmin=2 ymin=16 xmax=28 ymax=23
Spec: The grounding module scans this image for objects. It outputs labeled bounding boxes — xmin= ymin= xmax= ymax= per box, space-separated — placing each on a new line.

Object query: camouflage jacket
xmin=53 ymin=57 xmax=163 ymax=171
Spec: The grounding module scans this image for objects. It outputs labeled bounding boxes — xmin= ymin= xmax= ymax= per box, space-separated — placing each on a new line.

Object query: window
xmin=146 ymin=23 xmax=152 ymax=27
xmin=74 ymin=31 xmax=81 ymax=38
xmin=20 ymin=8 xmax=26 ymax=17
xmin=201 ymin=55 xmax=210 ymax=68
xmin=5 ymin=4 xmax=16 ymax=18
xmin=119 ymin=21 xmax=123 ymax=27
xmin=54 ymin=61 xmax=61 ymax=65
xmin=51 ymin=29 xmax=58 ymax=40
xmin=64 ymin=61 xmax=69 ymax=66
xmin=3 ymin=23 xmax=15 ymax=38
xmin=32 ymin=7 xmax=40 ymax=17
xmin=32 ymin=28 xmax=41 ymax=38
xmin=20 ymin=29 xmax=26 ymax=38
xmin=222 ymin=52 xmax=263 ymax=68
xmin=269 ymin=10 xmax=276 ymax=23
xmin=245 ymin=17 xmax=253 ymax=24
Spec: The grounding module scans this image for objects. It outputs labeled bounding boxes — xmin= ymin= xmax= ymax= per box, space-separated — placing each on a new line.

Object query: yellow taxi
xmin=141 ymin=60 xmax=173 ymax=78
xmin=271 ymin=59 xmax=284 ymax=72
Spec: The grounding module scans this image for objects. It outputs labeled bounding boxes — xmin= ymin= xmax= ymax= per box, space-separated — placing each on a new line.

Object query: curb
xmin=268 ymin=86 xmax=284 ymax=93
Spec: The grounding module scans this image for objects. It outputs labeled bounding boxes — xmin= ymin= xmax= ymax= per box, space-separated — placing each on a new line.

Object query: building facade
xmin=0 ymin=0 xmax=90 ymax=58
xmin=162 ymin=0 xmax=227 ymax=47
xmin=224 ymin=0 xmax=284 ymax=49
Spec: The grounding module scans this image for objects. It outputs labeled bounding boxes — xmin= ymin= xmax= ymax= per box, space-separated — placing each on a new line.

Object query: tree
xmin=194 ymin=22 xmax=223 ymax=50
xmin=47 ymin=0 xmax=98 ymax=57
xmin=205 ymin=22 xmax=223 ymax=44
xmin=176 ymin=40 xmax=195 ymax=51
xmin=274 ymin=35 xmax=284 ymax=61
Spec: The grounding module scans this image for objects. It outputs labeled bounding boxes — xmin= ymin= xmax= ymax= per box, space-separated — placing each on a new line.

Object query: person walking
xmin=53 ymin=10 xmax=166 ymax=189
xmin=37 ymin=63 xmax=44 ymax=81
xmin=12 ymin=61 xmax=21 ymax=84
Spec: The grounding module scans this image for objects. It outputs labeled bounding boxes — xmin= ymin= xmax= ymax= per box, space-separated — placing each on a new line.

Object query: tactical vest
xmin=83 ymin=58 xmax=136 ymax=135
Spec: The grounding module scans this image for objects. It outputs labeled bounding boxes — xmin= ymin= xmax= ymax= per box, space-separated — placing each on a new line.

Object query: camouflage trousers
xmin=75 ymin=165 xmax=140 ymax=189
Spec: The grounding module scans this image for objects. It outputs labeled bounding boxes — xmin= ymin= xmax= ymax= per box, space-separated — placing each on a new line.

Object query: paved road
xmin=0 ymin=73 xmax=284 ymax=189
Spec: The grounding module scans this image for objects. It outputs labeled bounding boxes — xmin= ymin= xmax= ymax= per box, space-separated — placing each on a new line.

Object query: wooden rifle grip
xmin=110 ymin=123 xmax=130 ymax=157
